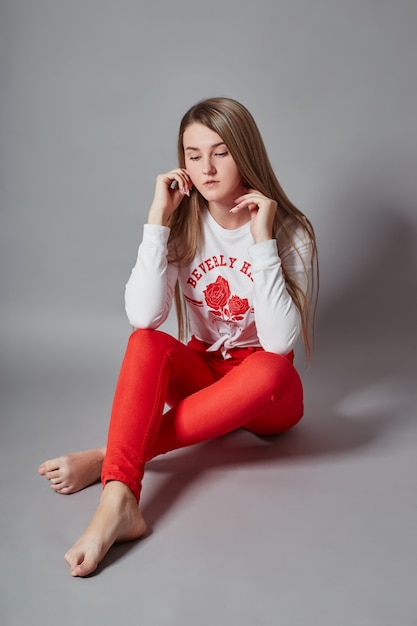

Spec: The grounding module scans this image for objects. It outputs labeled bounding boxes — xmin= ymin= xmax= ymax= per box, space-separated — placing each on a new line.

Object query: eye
xmin=188 ymin=155 xmax=201 ymax=161
xmin=215 ymin=151 xmax=228 ymax=158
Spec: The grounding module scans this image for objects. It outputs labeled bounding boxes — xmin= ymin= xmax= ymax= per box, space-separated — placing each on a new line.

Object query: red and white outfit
xmin=102 ymin=210 xmax=312 ymax=501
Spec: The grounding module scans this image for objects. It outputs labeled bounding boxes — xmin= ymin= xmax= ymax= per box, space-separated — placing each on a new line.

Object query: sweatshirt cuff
xmin=248 ymin=239 xmax=280 ymax=270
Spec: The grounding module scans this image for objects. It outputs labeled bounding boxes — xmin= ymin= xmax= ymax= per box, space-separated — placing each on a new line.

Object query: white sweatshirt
xmin=125 ymin=210 xmax=312 ymax=358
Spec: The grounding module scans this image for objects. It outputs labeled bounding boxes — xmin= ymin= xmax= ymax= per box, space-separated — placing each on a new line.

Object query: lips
xmin=203 ymin=180 xmax=219 ymax=186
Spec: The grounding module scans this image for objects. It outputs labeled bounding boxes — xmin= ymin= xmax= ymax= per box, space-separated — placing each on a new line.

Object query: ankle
xmin=102 ymin=480 xmax=136 ymax=503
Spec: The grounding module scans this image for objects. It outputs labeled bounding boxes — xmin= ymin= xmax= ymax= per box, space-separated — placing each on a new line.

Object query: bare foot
xmin=38 ymin=448 xmax=106 ymax=494
xmin=64 ymin=481 xmax=147 ymax=577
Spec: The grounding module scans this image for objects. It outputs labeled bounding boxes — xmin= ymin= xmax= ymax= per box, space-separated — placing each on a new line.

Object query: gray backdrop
xmin=2 ymin=0 xmax=416 ymax=338
xmin=1 ymin=1 xmax=417 ymax=625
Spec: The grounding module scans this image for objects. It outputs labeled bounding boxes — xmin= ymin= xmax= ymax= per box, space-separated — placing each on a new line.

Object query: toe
xmin=72 ymin=558 xmax=98 ymax=577
xmin=65 ymin=545 xmax=100 ymax=578
xmin=38 ymin=462 xmax=49 ymax=475
xmin=40 ymin=459 xmax=59 ymax=475
xmin=56 ymin=486 xmax=71 ymax=494
xmin=50 ymin=481 xmax=64 ymax=491
xmin=65 ymin=547 xmax=81 ymax=569
xmin=48 ymin=471 xmax=63 ymax=482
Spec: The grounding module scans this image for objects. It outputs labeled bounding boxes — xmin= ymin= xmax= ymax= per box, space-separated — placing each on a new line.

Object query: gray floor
xmin=2 ymin=264 xmax=417 ymax=626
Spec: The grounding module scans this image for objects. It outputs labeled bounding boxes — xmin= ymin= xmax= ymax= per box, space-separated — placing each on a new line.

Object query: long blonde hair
xmin=167 ymin=97 xmax=318 ymax=359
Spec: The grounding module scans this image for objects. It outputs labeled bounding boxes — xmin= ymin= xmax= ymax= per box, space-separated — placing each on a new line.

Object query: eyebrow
xmin=184 ymin=142 xmax=227 ymax=151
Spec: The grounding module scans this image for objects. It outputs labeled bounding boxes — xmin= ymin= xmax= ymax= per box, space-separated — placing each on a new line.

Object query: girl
xmin=39 ymin=97 xmax=318 ymax=577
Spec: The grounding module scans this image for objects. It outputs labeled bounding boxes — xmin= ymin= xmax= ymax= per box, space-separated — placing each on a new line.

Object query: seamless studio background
xmin=1 ymin=1 xmax=417 ymax=625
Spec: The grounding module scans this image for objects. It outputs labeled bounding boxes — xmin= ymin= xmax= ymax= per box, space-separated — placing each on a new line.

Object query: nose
xmin=202 ymin=157 xmax=216 ymax=176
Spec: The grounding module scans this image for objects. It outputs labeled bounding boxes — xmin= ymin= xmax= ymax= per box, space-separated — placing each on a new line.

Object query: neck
xmin=207 ymin=201 xmax=251 ymax=230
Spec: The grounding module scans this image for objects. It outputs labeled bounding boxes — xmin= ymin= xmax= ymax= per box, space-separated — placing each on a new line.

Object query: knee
xmin=243 ymin=352 xmax=304 ymax=432
xmin=127 ymin=328 xmax=178 ymax=356
xmin=128 ymin=328 xmax=155 ymax=351
xmin=243 ymin=351 xmax=302 ymax=397
xmin=244 ymin=350 xmax=293 ymax=375
xmin=129 ymin=328 xmax=159 ymax=343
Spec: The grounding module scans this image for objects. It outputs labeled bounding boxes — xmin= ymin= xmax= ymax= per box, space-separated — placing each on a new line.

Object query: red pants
xmin=102 ymin=329 xmax=304 ymax=501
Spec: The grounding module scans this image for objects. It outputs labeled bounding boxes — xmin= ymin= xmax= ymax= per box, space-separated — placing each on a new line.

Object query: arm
xmin=125 ymin=168 xmax=193 ymax=329
xmin=233 ymin=189 xmax=311 ymax=354
xmin=249 ymin=230 xmax=311 ymax=354
xmin=124 ymin=224 xmax=179 ymax=329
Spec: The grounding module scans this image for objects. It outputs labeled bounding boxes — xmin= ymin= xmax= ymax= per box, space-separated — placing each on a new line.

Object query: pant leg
xmin=148 ymin=350 xmax=304 ymax=459
xmin=101 ymin=329 xmax=218 ymax=500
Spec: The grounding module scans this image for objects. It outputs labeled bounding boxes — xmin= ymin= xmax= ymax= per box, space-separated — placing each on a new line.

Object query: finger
xmin=160 ymin=169 xmax=189 ymax=187
xmin=162 ymin=172 xmax=186 ymax=190
xmin=231 ymin=196 xmax=262 ymax=213
xmin=234 ymin=192 xmax=264 ymax=205
xmin=171 ymin=168 xmax=192 ymax=187
xmin=167 ymin=170 xmax=193 ymax=195
xmin=237 ymin=194 xmax=277 ymax=214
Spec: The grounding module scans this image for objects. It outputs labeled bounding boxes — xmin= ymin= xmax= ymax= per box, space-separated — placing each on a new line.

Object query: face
xmin=182 ymin=123 xmax=244 ymax=208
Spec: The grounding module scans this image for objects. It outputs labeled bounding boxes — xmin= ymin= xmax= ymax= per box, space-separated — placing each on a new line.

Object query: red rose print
xmin=228 ymin=295 xmax=250 ymax=318
xmin=203 ymin=275 xmax=251 ymax=322
xmin=203 ymin=276 xmax=231 ymax=309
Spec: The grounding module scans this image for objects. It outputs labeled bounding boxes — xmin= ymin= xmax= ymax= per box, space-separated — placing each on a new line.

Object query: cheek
xmin=188 ymin=172 xmax=205 ymax=192
xmin=223 ymin=159 xmax=239 ymax=176
xmin=185 ymin=164 xmax=199 ymax=185
xmin=188 ymin=172 xmax=199 ymax=186
xmin=226 ymin=164 xmax=241 ymax=184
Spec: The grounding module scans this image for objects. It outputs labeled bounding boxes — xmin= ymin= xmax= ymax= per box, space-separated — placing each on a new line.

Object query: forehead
xmin=183 ymin=123 xmax=225 ymax=149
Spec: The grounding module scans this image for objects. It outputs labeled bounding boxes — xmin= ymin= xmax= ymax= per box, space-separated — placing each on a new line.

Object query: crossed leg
xmin=42 ymin=330 xmax=303 ymax=576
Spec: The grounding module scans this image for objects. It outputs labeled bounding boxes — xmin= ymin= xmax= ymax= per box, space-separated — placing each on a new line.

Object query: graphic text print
xmin=186 ymin=255 xmax=253 ymax=287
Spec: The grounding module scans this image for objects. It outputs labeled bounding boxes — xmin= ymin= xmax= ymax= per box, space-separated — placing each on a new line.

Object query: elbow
xmin=125 ymin=306 xmax=163 ymax=330
xmin=262 ymin=335 xmax=298 ymax=356
xmin=125 ymin=295 xmax=169 ymax=330
xmin=125 ymin=288 xmax=158 ymax=329
xmin=258 ymin=318 xmax=301 ymax=356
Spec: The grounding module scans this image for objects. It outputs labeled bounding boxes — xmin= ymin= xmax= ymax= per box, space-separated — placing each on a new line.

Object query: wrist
xmin=148 ymin=204 xmax=169 ymax=227
xmin=253 ymin=231 xmax=273 ymax=244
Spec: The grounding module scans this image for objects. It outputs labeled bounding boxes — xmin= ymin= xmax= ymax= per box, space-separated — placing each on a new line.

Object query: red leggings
xmin=101 ymin=329 xmax=304 ymax=501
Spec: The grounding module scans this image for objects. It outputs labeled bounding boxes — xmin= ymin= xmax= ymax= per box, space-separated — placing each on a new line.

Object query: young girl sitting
xmin=39 ymin=97 xmax=318 ymax=577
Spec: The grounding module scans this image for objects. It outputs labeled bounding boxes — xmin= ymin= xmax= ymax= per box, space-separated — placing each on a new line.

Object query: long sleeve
xmin=125 ymin=212 xmax=312 ymax=358
xmin=125 ymin=224 xmax=179 ymax=329
xmin=249 ymin=226 xmax=312 ymax=354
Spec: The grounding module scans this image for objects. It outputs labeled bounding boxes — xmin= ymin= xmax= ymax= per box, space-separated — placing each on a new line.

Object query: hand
xmin=232 ymin=189 xmax=277 ymax=243
xmin=148 ymin=168 xmax=193 ymax=226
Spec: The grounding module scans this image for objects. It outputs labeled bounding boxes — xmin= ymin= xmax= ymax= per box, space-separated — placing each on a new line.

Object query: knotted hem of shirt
xmin=187 ymin=335 xmax=262 ymax=361
xmin=187 ymin=335 xmax=294 ymax=364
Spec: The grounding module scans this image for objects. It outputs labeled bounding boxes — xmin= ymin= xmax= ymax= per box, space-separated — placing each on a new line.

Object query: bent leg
xmin=62 ymin=346 xmax=302 ymax=577
xmin=64 ymin=329 xmax=217 ymax=577
xmin=102 ymin=329 xmax=218 ymax=500
xmin=149 ymin=350 xmax=303 ymax=459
